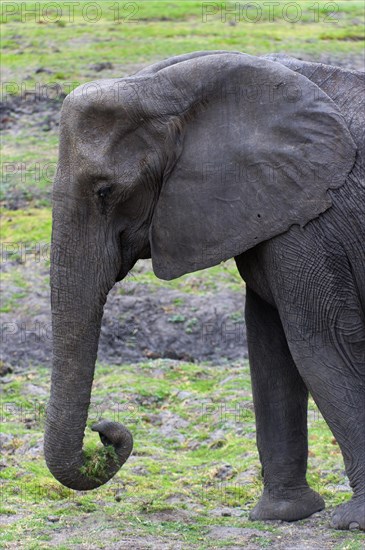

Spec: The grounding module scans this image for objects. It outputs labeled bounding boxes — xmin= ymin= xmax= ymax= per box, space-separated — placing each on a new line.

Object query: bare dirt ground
xmin=1 ymin=259 xmax=247 ymax=369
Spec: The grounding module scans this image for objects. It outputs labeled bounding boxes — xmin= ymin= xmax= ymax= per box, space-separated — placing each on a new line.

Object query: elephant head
xmin=45 ymin=52 xmax=356 ymax=490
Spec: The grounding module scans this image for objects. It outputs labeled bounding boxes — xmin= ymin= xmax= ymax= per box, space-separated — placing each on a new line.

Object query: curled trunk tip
xmin=45 ymin=419 xmax=133 ymax=491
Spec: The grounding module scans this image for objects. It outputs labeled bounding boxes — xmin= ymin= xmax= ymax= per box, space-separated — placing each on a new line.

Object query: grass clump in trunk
xmin=80 ymin=445 xmax=119 ymax=482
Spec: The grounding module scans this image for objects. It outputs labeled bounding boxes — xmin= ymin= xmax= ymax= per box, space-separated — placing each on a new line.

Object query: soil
xmin=0 ymin=93 xmax=63 ymax=135
xmin=1 ymin=259 xmax=247 ymax=370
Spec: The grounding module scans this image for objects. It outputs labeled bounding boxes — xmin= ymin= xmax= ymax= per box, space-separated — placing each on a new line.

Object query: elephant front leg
xmin=245 ymin=287 xmax=325 ymax=521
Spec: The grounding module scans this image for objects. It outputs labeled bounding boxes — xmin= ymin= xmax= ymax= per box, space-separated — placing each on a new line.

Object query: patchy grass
xmin=1 ymin=361 xmax=364 ymax=548
xmin=0 ymin=208 xmax=51 ymax=267
xmin=1 ymin=209 xmax=52 ymax=243
xmin=125 ymin=259 xmax=244 ymax=294
xmin=1 ymin=133 xmax=59 ymax=204
xmin=0 ymin=266 xmax=30 ymax=312
xmin=1 ymin=1 xmax=364 ymax=89
xmin=0 ymin=289 xmax=28 ymax=313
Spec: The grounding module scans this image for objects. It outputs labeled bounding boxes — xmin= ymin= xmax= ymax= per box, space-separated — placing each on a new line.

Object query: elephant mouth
xmin=115 ymin=257 xmax=139 ymax=282
xmin=115 ymin=267 xmax=129 ymax=283
xmin=115 ymin=243 xmax=151 ymax=283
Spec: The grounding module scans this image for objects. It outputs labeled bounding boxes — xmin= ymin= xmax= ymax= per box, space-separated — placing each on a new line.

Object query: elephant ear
xmin=148 ymin=53 xmax=356 ymax=280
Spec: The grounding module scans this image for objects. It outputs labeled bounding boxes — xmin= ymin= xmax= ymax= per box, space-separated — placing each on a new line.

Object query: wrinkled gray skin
xmin=46 ymin=52 xmax=365 ymax=530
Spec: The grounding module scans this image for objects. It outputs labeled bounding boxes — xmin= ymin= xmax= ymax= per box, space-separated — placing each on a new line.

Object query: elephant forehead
xmin=63 ymin=77 xmax=155 ymax=126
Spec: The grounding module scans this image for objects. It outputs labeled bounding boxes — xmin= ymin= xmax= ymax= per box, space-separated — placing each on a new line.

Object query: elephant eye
xmin=96 ymin=185 xmax=113 ymax=199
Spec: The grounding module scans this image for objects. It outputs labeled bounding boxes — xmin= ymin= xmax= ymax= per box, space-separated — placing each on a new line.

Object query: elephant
xmin=45 ymin=51 xmax=365 ymax=530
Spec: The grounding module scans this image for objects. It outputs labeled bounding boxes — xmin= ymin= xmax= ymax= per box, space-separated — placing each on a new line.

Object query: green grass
xmin=1 ymin=361 xmax=363 ymax=548
xmin=0 ymin=290 xmax=27 ymax=312
xmin=1 ymin=1 xmax=364 ymax=90
xmin=0 ymin=208 xmax=52 ymax=267
xmin=1 ymin=208 xmax=52 ymax=243
xmin=0 ymin=264 xmax=31 ymax=312
xmin=1 ymin=133 xmax=59 ymax=202
xmin=124 ymin=258 xmax=243 ymax=293
xmin=80 ymin=445 xmax=120 ymax=482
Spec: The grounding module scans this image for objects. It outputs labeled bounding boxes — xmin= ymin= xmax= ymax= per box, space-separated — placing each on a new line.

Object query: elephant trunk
xmin=44 ymin=231 xmax=133 ymax=490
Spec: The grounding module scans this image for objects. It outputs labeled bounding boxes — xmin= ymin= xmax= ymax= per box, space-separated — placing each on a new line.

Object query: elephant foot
xmin=331 ymin=495 xmax=365 ymax=530
xmin=250 ymin=486 xmax=325 ymax=522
